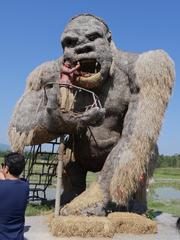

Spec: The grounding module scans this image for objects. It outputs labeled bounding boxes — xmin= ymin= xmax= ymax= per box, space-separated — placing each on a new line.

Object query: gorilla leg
xmin=60 ymin=136 xmax=111 ymax=215
xmin=61 ymin=161 xmax=87 ymax=206
xmin=59 ymin=144 xmax=158 ymax=216
xmin=130 ymin=145 xmax=158 ymax=213
xmin=129 ymin=178 xmax=148 ymax=214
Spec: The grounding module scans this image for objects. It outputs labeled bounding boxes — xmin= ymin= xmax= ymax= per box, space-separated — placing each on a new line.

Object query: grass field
xmin=148 ymin=200 xmax=180 ymax=216
xmin=154 ymin=168 xmax=180 ymax=179
xmin=147 ymin=169 xmax=180 ymax=216
xmin=26 ymin=202 xmax=54 ymax=216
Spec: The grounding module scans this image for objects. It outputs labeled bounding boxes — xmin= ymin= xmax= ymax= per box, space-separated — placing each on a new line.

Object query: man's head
xmin=64 ymin=59 xmax=72 ymax=68
xmin=2 ymin=152 xmax=25 ymax=178
xmin=61 ymin=14 xmax=113 ymax=87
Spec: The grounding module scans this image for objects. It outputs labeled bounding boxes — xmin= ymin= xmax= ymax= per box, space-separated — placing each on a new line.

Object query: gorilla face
xmin=61 ymin=15 xmax=113 ymax=88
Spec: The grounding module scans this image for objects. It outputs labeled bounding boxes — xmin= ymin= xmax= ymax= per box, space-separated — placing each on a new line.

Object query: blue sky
xmin=0 ymin=0 xmax=179 ymax=155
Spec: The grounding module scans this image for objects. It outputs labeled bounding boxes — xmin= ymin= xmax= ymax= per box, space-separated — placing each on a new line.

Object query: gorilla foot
xmin=60 ymin=182 xmax=106 ymax=216
xmin=61 ymin=202 xmax=106 ymax=216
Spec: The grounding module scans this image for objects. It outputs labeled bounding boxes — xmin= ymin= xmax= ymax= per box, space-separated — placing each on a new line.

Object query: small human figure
xmin=58 ymin=60 xmax=80 ymax=112
xmin=177 ymin=217 xmax=180 ymax=231
xmin=0 ymin=152 xmax=29 ymax=240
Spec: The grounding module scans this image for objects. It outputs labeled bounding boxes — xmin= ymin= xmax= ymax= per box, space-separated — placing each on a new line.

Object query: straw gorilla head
xmin=61 ymin=14 xmax=113 ymax=87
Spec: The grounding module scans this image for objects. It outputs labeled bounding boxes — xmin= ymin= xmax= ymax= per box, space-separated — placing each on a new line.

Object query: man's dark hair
xmin=4 ymin=152 xmax=25 ymax=177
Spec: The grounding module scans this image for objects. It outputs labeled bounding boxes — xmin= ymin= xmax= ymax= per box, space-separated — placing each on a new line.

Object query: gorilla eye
xmin=87 ymin=32 xmax=102 ymax=41
xmin=62 ymin=37 xmax=77 ymax=48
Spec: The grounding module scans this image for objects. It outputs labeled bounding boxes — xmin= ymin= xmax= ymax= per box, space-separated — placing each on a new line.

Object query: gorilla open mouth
xmin=76 ymin=59 xmax=102 ymax=89
xmin=80 ymin=59 xmax=101 ymax=74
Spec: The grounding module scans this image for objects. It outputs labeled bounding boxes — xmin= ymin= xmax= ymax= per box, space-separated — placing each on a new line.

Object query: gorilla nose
xmin=75 ymin=45 xmax=94 ymax=54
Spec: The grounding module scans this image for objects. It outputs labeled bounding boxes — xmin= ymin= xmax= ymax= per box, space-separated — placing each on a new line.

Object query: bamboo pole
xmin=55 ymin=138 xmax=65 ymax=216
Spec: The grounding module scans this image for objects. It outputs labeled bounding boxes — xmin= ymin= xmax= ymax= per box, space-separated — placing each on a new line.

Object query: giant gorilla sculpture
xmin=9 ymin=14 xmax=175 ymax=215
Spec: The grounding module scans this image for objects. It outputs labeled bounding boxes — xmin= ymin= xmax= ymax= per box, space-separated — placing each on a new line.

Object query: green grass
xmin=25 ymin=202 xmax=54 ymax=216
xmin=149 ymin=181 xmax=180 ymax=190
xmin=147 ymin=168 xmax=180 ymax=216
xmin=148 ymin=200 xmax=180 ymax=217
xmin=154 ymin=168 xmax=180 ymax=179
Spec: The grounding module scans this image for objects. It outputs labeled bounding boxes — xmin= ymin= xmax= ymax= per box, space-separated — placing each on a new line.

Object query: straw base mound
xmin=49 ymin=212 xmax=157 ymax=237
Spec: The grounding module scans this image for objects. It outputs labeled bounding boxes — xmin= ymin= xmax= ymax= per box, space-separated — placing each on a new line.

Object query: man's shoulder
xmin=20 ymin=179 xmax=29 ymax=189
xmin=18 ymin=179 xmax=29 ymax=188
xmin=0 ymin=179 xmax=29 ymax=187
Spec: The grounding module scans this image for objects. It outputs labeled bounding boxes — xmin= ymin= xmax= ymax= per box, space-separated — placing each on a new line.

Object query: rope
xmin=87 ymin=126 xmax=101 ymax=159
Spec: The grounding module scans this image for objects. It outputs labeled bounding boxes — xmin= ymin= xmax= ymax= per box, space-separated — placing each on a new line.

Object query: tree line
xmin=0 ymin=150 xmax=180 ymax=168
xmin=156 ymin=154 xmax=180 ymax=168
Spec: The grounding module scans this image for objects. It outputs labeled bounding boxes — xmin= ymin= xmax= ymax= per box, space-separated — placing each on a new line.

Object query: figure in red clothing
xmin=58 ymin=60 xmax=80 ymax=112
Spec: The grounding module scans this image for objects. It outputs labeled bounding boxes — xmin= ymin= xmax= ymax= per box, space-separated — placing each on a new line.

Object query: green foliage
xmin=1 ymin=150 xmax=180 ymax=167
xmin=0 ymin=150 xmax=11 ymax=158
xmin=156 ymin=154 xmax=180 ymax=168
xmin=145 ymin=209 xmax=160 ymax=220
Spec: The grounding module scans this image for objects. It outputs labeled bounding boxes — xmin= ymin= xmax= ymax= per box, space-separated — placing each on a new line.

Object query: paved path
xmin=24 ymin=213 xmax=179 ymax=240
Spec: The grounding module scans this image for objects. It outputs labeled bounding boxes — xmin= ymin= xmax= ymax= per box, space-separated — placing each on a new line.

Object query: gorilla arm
xmin=100 ymin=50 xmax=175 ymax=206
xmin=8 ymin=58 xmax=105 ymax=152
xmin=8 ymin=59 xmax=61 ymax=151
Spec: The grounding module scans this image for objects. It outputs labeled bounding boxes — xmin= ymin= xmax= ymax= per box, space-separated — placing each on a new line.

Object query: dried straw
xmin=49 ymin=212 xmax=157 ymax=237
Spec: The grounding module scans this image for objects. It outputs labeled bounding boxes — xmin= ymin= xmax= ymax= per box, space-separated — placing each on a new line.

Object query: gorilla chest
xmin=74 ymin=114 xmax=123 ymax=171
xmin=74 ymin=75 xmax=129 ymax=165
xmin=97 ymin=72 xmax=130 ymax=113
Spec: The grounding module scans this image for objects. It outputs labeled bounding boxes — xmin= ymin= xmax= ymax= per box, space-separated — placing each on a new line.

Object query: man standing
xmin=0 ymin=152 xmax=29 ymax=240
xmin=58 ymin=60 xmax=80 ymax=112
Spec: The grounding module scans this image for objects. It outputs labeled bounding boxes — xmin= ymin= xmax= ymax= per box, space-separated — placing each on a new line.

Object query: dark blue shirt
xmin=0 ymin=179 xmax=29 ymax=240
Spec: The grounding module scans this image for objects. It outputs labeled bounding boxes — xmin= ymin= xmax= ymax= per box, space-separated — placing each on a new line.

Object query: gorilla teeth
xmin=95 ymin=62 xmax=101 ymax=73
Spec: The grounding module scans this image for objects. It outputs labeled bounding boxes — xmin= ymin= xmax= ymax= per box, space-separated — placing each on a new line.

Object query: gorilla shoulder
xmin=26 ymin=58 xmax=62 ymax=91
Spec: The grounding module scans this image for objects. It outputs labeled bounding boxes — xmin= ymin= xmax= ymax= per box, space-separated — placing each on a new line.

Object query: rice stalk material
xmin=60 ymin=182 xmax=104 ymax=215
xmin=26 ymin=125 xmax=58 ymax=145
xmin=110 ymin=50 xmax=175 ymax=205
xmin=49 ymin=212 xmax=157 ymax=237
xmin=8 ymin=124 xmax=58 ymax=152
xmin=50 ymin=216 xmax=114 ymax=237
xmin=108 ymin=212 xmax=157 ymax=234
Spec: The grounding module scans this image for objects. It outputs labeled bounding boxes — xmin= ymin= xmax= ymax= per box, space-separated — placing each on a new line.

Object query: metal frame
xmin=23 ymin=139 xmax=60 ymax=201
xmin=43 ymin=82 xmax=102 ymax=111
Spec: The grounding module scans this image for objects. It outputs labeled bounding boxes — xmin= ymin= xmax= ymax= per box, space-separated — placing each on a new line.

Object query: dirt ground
xmin=24 ymin=213 xmax=179 ymax=240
